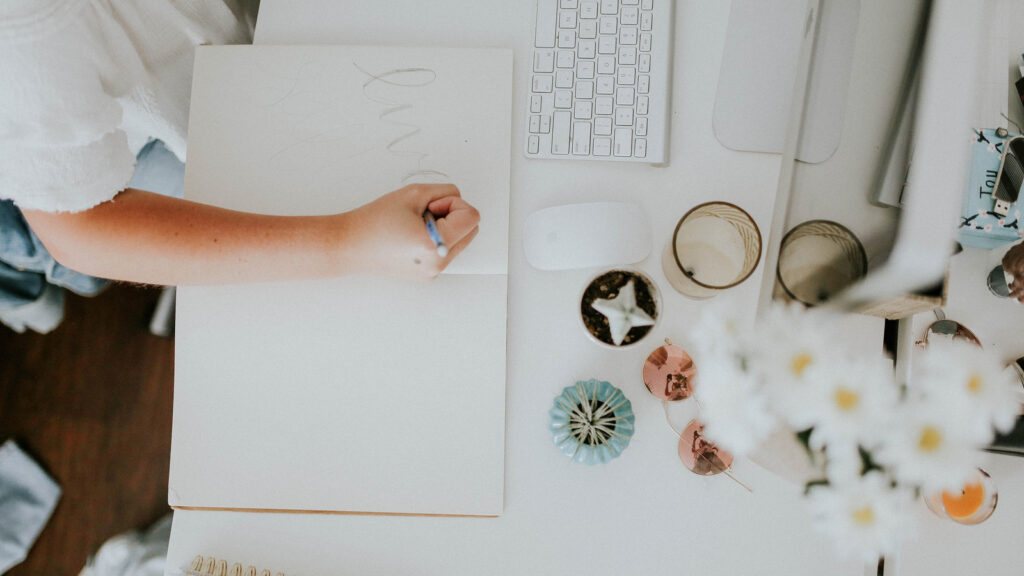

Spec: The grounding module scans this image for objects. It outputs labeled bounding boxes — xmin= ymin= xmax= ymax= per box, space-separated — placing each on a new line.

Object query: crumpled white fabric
xmin=79 ymin=515 xmax=173 ymax=576
xmin=0 ymin=439 xmax=61 ymax=575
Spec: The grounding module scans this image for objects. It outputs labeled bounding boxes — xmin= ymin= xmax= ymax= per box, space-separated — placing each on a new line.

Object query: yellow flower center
xmin=834 ymin=388 xmax=860 ymax=411
xmin=918 ymin=426 xmax=943 ymax=452
xmin=790 ymin=352 xmax=813 ymax=377
xmin=967 ymin=374 xmax=983 ymax=394
xmin=851 ymin=506 xmax=875 ymax=527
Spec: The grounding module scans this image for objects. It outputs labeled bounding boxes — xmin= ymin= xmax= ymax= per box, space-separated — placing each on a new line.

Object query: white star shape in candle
xmin=591 ymin=279 xmax=655 ymax=346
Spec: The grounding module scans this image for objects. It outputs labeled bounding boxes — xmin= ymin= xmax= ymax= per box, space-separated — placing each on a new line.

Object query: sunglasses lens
xmin=643 ymin=342 xmax=696 ymax=401
xmin=678 ymin=419 xmax=733 ymax=476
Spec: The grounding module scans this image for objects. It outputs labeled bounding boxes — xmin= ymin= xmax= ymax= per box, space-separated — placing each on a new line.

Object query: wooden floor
xmin=0 ymin=285 xmax=174 ymax=576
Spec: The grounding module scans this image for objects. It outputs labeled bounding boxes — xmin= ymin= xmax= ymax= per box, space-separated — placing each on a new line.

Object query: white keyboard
xmin=525 ymin=0 xmax=674 ymax=163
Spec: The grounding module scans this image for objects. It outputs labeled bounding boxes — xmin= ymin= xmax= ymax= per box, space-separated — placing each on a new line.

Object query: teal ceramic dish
xmin=550 ymin=379 xmax=635 ymax=464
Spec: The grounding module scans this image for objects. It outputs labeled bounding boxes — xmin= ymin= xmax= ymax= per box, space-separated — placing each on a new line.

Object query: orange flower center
xmin=918 ymin=426 xmax=943 ymax=452
xmin=967 ymin=374 xmax=983 ymax=394
xmin=790 ymin=353 xmax=813 ymax=377
xmin=852 ymin=506 xmax=875 ymax=526
xmin=835 ymin=388 xmax=860 ymax=411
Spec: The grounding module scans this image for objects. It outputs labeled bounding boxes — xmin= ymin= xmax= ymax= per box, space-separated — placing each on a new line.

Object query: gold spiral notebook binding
xmin=185 ymin=555 xmax=291 ymax=576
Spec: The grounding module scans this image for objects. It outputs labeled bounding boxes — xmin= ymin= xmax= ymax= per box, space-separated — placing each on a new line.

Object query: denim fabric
xmin=0 ymin=440 xmax=61 ymax=573
xmin=0 ymin=139 xmax=184 ymax=333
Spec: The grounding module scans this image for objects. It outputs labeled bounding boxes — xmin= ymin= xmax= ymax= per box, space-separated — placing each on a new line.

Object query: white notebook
xmin=170 ymin=45 xmax=512 ymax=517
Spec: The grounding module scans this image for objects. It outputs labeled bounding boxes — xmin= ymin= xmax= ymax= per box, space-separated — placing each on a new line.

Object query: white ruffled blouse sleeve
xmin=0 ymin=13 xmax=135 ymax=213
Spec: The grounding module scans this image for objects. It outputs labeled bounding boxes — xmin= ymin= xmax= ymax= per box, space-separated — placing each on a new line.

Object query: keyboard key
xmin=572 ymin=122 xmax=592 ymax=154
xmin=578 ymin=40 xmax=596 ymax=59
xmin=594 ymin=116 xmax=613 ymax=135
xmin=528 ymin=135 xmax=540 ymax=154
xmin=596 ymin=76 xmax=615 ymax=95
xmin=620 ymin=27 xmax=638 ymax=45
xmin=535 ymin=0 xmax=558 ymax=48
xmin=639 ymin=33 xmax=652 ymax=52
xmin=575 ymin=80 xmax=594 ymax=99
xmin=541 ymin=115 xmax=552 ymax=133
xmin=558 ymin=30 xmax=576 ymax=48
xmin=621 ymin=0 xmax=639 ymax=4
xmin=618 ymin=46 xmax=637 ymax=66
xmin=635 ymin=116 xmax=648 ymax=135
xmin=534 ymin=49 xmax=555 ymax=72
xmin=530 ymin=94 xmax=543 ymax=112
xmin=614 ymin=127 xmax=632 ymax=156
xmin=579 ymin=20 xmax=598 ymax=38
xmin=529 ymin=115 xmax=541 ymax=133
xmin=599 ymin=16 xmax=617 ymax=35
xmin=559 ymin=11 xmax=577 ymax=28
xmin=574 ymin=101 xmax=593 ymax=119
xmin=600 ymin=0 xmax=618 ymax=15
xmin=561 ymin=0 xmax=579 ymax=7
xmin=554 ymin=90 xmax=573 ymax=108
xmin=617 ymin=66 xmax=636 ymax=85
xmin=637 ymin=74 xmax=649 ymax=94
xmin=580 ymin=1 xmax=598 ymax=18
xmin=641 ymin=0 xmax=653 ymax=9
xmin=556 ymin=50 xmax=575 ymax=68
xmin=577 ymin=60 xmax=595 ymax=78
xmin=597 ymin=55 xmax=615 ymax=74
xmin=593 ymin=136 xmax=612 ymax=156
xmin=598 ymin=36 xmax=616 ymax=55
xmin=637 ymin=95 xmax=649 ymax=115
xmin=640 ymin=11 xmax=652 ymax=31
xmin=634 ymin=138 xmax=647 ymax=158
xmin=621 ymin=6 xmax=639 ymax=25
xmin=639 ymin=53 xmax=651 ymax=72
xmin=616 ymin=87 xmax=635 ymax=105
xmin=533 ymin=75 xmax=553 ymax=92
xmin=552 ymin=111 xmax=571 ymax=154
xmin=555 ymin=69 xmax=574 ymax=88
xmin=615 ymin=107 xmax=634 ymax=125
xmin=595 ymin=96 xmax=614 ymax=115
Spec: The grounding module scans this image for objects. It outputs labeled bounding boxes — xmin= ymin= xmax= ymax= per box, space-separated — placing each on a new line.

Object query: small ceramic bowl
xmin=550 ymin=379 xmax=635 ymax=464
xmin=579 ymin=268 xmax=661 ymax=349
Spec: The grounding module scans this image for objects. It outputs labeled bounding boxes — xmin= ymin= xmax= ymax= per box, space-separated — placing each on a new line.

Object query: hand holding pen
xmin=337 ymin=183 xmax=480 ymax=282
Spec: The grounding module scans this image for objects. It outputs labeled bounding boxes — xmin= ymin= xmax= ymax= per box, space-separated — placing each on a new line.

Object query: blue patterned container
xmin=959 ymin=129 xmax=1024 ymax=249
xmin=549 ymin=379 xmax=635 ymax=465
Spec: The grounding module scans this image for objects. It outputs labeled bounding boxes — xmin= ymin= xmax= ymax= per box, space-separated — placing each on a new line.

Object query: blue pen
xmin=422 ymin=211 xmax=449 ymax=257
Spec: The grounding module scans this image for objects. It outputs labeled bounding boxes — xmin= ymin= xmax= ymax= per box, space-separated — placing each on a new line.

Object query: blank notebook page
xmin=170 ymin=45 xmax=511 ymax=516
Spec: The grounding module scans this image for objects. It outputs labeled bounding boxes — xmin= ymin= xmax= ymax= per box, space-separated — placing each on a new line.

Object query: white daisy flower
xmin=687 ymin=299 xmax=752 ymax=360
xmin=808 ymin=472 xmax=911 ymax=563
xmin=693 ymin=351 xmax=778 ymax=456
xmin=824 ymin=441 xmax=867 ymax=486
xmin=913 ymin=339 xmax=1018 ymax=439
xmin=802 ymin=357 xmax=899 ymax=452
xmin=751 ymin=305 xmax=845 ymax=430
xmin=874 ymin=394 xmax=982 ymax=494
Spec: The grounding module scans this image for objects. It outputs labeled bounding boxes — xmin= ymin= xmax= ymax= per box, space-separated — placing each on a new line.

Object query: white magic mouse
xmin=523 ymin=202 xmax=652 ymax=271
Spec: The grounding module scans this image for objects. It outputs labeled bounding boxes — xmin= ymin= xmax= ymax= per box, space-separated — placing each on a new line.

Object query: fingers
xmin=440 ymin=225 xmax=480 ymax=268
xmin=409 ymin=183 xmax=460 ymax=208
xmin=434 ymin=197 xmax=480 ymax=247
xmin=426 ymin=195 xmax=460 ymax=216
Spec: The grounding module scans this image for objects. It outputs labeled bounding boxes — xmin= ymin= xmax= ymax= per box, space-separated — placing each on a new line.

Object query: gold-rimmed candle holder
xmin=662 ymin=202 xmax=762 ymax=300
xmin=775 ymin=220 xmax=867 ymax=306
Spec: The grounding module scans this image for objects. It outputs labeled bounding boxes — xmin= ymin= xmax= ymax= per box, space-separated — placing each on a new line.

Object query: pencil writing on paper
xmin=353 ymin=63 xmax=450 ymax=184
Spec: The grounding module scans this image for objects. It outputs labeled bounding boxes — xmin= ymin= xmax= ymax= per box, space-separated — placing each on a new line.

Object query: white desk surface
xmin=162 ymin=1 xmax=912 ymax=574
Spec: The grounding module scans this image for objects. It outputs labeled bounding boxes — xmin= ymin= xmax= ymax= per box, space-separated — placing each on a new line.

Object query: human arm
xmin=21 ymin=183 xmax=479 ymax=286
xmin=1003 ymin=242 xmax=1024 ymax=303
